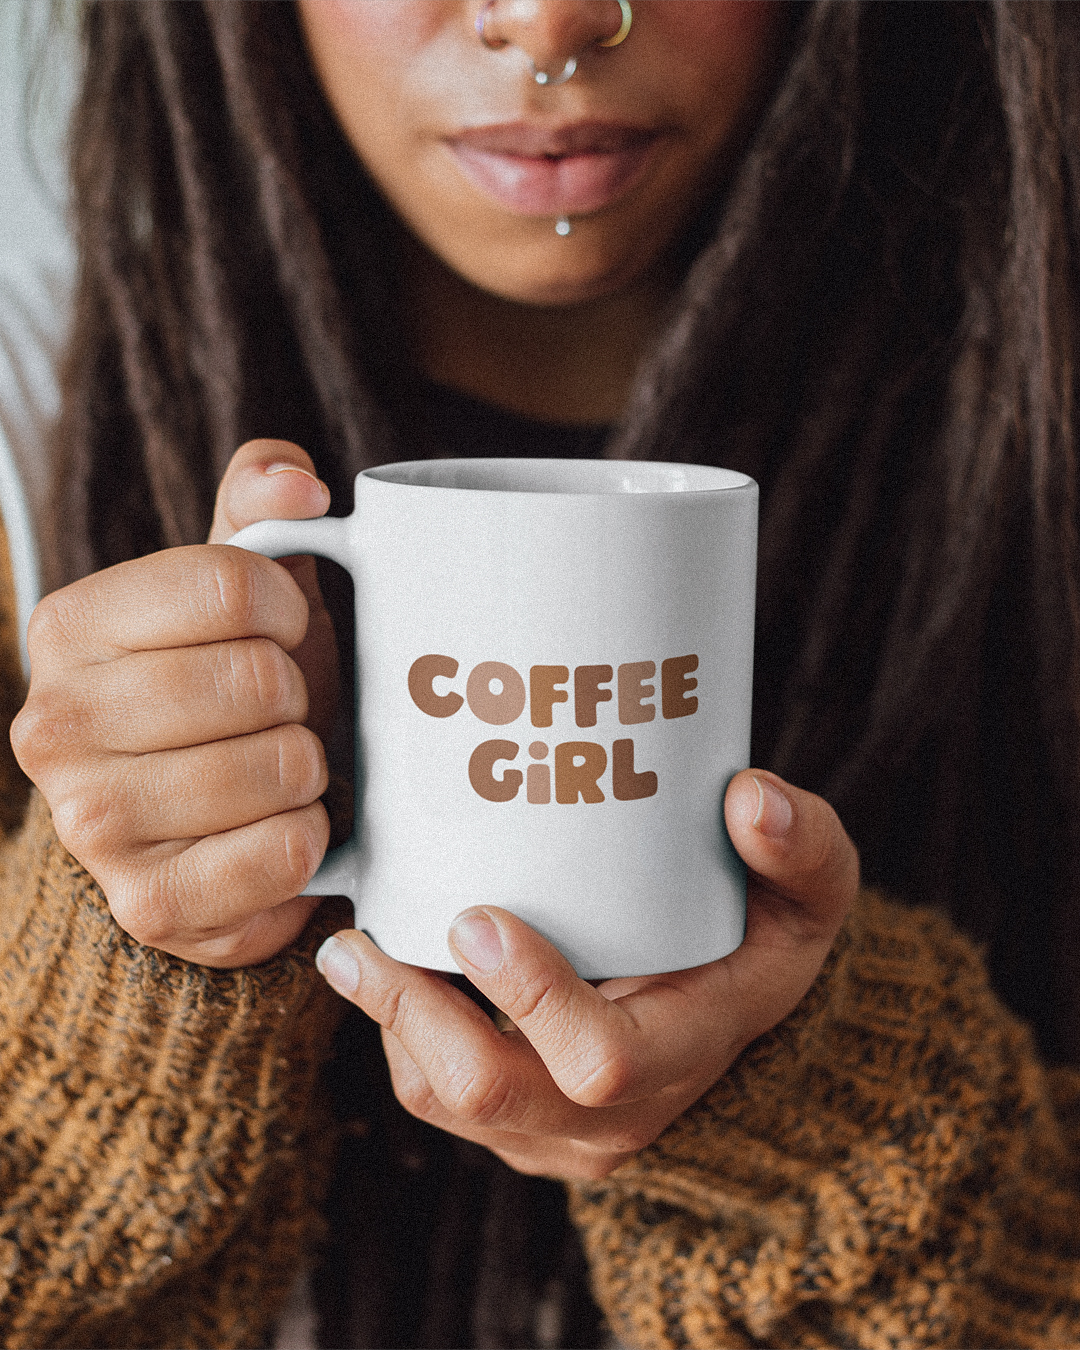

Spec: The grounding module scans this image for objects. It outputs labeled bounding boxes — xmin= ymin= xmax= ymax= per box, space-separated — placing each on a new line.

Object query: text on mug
xmin=407 ymin=654 xmax=699 ymax=725
xmin=408 ymin=655 xmax=700 ymax=805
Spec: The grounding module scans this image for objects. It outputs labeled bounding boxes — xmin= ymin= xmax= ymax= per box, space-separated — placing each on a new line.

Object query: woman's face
xmin=298 ymin=1 xmax=784 ymax=307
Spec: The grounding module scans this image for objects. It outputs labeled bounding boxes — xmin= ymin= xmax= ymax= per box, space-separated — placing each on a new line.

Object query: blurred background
xmin=0 ymin=0 xmax=77 ymax=656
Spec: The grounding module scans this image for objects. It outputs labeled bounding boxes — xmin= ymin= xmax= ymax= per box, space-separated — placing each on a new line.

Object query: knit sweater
xmin=0 ymin=519 xmax=1078 ymax=1350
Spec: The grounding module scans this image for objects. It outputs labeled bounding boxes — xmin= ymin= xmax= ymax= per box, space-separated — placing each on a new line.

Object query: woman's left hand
xmin=315 ymin=769 xmax=858 ymax=1180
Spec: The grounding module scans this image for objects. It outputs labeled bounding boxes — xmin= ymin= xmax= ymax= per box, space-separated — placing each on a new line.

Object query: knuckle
xmin=235 ymin=639 xmax=303 ymax=722
xmin=392 ymin=1070 xmax=439 ymax=1122
xmin=24 ymin=593 xmax=57 ymax=653
xmin=9 ymin=689 xmax=81 ymax=777
xmin=178 ymin=920 xmax=261 ymax=967
xmin=598 ymin=1121 xmax=659 ymax=1155
xmin=51 ymin=779 xmax=127 ymax=860
xmin=799 ymin=804 xmax=836 ymax=881
xmin=368 ymin=981 xmax=410 ymax=1039
xmin=504 ymin=970 xmax=572 ymax=1030
xmin=106 ymin=868 xmax=177 ymax=948
xmin=446 ymin=1064 xmax=517 ymax=1127
xmin=274 ymin=724 xmax=327 ymax=800
xmin=494 ymin=1149 xmax=568 ymax=1178
xmin=277 ymin=803 xmax=329 ymax=891
xmin=206 ymin=549 xmax=261 ymax=630
xmin=562 ymin=1043 xmax=636 ymax=1109
xmin=801 ymin=800 xmax=860 ymax=903
xmin=25 ymin=589 xmax=79 ymax=659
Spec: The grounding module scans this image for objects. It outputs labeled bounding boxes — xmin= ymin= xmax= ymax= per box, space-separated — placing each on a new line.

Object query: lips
xmin=447 ymin=120 xmax=661 ymax=217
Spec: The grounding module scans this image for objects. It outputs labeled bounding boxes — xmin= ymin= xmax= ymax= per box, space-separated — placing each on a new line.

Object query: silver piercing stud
xmin=531 ymin=55 xmax=577 ymax=87
xmin=555 ymin=217 xmax=572 ymax=236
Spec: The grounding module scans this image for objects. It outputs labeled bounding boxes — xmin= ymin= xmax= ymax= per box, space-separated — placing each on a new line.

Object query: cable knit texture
xmin=0 ymin=519 xmax=347 ymax=1348
xmin=1 ymin=520 xmax=1079 ymax=1348
xmin=568 ymin=898 xmax=1080 ymax=1348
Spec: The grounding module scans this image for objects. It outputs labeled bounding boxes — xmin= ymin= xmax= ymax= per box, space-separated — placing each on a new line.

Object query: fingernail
xmin=265 ymin=463 xmax=330 ymax=493
xmin=751 ymin=775 xmax=793 ymax=839
xmin=449 ymin=910 xmax=503 ymax=972
xmin=266 ymin=463 xmax=317 ymax=480
xmin=315 ymin=935 xmax=360 ymax=996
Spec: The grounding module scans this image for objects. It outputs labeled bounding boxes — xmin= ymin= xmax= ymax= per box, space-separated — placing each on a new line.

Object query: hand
xmin=315 ymin=769 xmax=859 ymax=1179
xmin=11 ymin=439 xmax=338 ymax=967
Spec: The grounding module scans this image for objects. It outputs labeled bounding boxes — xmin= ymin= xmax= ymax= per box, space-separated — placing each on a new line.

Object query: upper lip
xmin=450 ymin=119 xmax=658 ymax=158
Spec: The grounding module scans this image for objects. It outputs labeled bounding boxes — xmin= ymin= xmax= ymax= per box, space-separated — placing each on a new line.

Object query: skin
xmin=298 ymin=0 xmax=786 ymax=421
xmin=11 ymin=2 xmax=860 ymax=1181
xmin=12 ymin=448 xmax=339 ymax=967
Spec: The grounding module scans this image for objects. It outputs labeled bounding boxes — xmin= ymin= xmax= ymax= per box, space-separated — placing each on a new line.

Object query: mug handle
xmin=227 ymin=515 xmax=361 ymax=900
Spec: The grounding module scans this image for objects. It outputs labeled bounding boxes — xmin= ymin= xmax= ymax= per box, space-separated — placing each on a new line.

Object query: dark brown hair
xmin=42 ymin=3 xmax=1080 ymax=1342
xmin=49 ymin=0 xmax=1080 ymax=1060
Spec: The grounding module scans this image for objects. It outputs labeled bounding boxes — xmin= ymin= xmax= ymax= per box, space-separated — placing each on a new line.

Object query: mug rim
xmin=361 ymin=457 xmax=755 ymax=498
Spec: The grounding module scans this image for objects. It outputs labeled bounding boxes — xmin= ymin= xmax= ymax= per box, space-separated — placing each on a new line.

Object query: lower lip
xmin=448 ymin=139 xmax=658 ymax=217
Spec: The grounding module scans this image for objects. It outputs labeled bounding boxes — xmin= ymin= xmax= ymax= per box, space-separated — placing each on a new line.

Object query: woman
xmin=1 ymin=2 xmax=1079 ymax=1346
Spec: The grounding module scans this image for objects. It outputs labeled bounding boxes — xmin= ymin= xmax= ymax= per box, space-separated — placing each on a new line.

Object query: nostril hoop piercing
xmin=476 ymin=1 xmax=631 ymax=87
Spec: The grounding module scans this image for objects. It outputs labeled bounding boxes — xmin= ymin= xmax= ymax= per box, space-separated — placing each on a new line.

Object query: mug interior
xmin=363 ymin=458 xmax=752 ymax=496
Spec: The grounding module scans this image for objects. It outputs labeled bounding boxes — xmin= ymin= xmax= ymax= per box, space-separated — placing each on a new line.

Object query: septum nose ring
xmin=476 ymin=1 xmax=632 ymax=87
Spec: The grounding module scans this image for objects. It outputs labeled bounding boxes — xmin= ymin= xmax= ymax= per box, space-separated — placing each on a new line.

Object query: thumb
xmin=210 ymin=440 xmax=339 ymax=745
xmin=714 ymin=769 xmax=859 ymax=1056
xmin=208 ymin=438 xmax=331 ymax=544
xmin=724 ymin=769 xmax=859 ymax=947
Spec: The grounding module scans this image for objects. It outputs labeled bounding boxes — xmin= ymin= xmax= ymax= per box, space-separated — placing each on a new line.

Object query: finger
xmin=70 ymin=723 xmax=328 ymax=845
xmin=698 ymin=769 xmax=861 ymax=1054
xmin=62 ymin=638 xmax=309 ymax=754
xmin=448 ymin=906 xmax=723 ymax=1108
xmin=320 ymin=928 xmax=715 ymax=1154
xmin=274 ymin=556 xmax=338 ymax=745
xmin=317 ymin=929 xmax=598 ymax=1136
xmin=207 ymin=441 xmax=338 ymax=743
xmin=107 ymin=801 xmax=330 ymax=946
xmin=724 ymin=768 xmax=859 ymax=942
xmin=155 ymin=894 xmax=323 ymax=969
xmin=379 ymin=1030 xmax=639 ymax=1181
xmin=25 ymin=545 xmax=311 ymax=666
xmin=449 ymin=906 xmax=739 ymax=1106
xmin=208 ymin=439 xmax=330 ymax=544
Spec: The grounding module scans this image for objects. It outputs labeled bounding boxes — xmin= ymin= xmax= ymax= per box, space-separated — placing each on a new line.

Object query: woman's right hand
xmin=10 ymin=440 xmax=338 ymax=967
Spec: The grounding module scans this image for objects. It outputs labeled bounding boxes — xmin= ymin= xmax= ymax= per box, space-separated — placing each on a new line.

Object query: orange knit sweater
xmin=0 ymin=521 xmax=1078 ymax=1350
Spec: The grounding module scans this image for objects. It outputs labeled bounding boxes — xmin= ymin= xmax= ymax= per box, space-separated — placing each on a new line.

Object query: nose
xmin=476 ymin=1 xmax=630 ymax=76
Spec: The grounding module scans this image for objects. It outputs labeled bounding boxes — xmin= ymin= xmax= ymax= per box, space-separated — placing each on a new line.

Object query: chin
xmin=450 ymin=232 xmax=660 ymax=308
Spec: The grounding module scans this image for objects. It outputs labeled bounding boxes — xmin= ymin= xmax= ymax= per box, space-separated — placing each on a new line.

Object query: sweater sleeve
xmin=568 ymin=891 xmax=1080 ymax=1350
xmin=0 ymin=521 xmax=349 ymax=1350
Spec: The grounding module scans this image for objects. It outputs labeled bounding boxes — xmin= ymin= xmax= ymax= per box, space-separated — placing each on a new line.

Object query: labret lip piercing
xmin=476 ymin=1 xmax=632 ymax=87
xmin=556 ymin=216 xmax=571 ymax=236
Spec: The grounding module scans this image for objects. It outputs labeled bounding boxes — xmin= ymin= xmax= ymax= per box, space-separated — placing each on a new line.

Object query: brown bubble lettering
xmin=612 ymin=738 xmax=658 ymax=800
xmin=526 ymin=763 xmax=551 ymax=804
xmin=618 ymin=661 xmax=656 ymax=724
xmin=408 ymin=652 xmax=702 ymax=805
xmin=468 ymin=740 xmax=523 ymax=802
xmin=530 ymin=665 xmax=570 ymax=727
xmin=466 ymin=661 xmax=527 ymax=725
xmin=408 ymin=654 xmax=464 ymax=718
xmin=555 ymin=741 xmax=607 ymax=804
xmin=661 ymin=655 xmax=699 ymax=719
xmin=527 ymin=741 xmax=551 ymax=803
xmin=574 ymin=665 xmax=613 ymax=727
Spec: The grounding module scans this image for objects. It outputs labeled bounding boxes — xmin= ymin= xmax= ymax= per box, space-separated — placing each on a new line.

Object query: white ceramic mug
xmin=229 ymin=458 xmax=757 ymax=978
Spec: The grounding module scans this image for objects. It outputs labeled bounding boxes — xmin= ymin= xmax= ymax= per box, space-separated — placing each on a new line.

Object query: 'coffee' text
xmin=408 ymin=655 xmax=699 ymax=726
